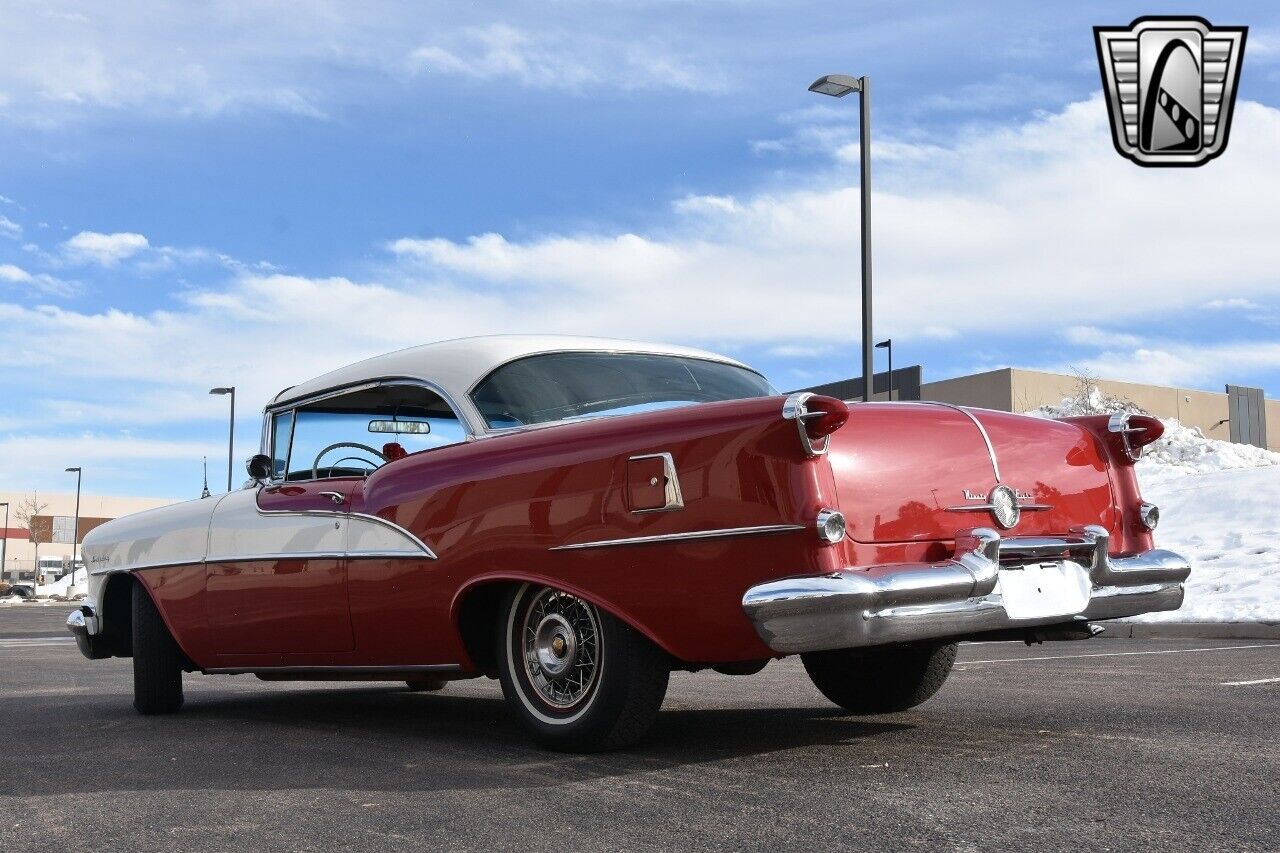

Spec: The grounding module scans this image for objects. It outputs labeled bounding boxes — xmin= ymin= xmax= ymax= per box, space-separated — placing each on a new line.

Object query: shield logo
xmin=1095 ymin=16 xmax=1247 ymax=167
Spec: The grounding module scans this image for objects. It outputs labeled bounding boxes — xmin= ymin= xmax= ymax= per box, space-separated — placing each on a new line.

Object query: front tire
xmin=496 ymin=584 xmax=669 ymax=752
xmin=132 ymin=582 xmax=185 ymax=715
xmin=802 ymin=643 xmax=957 ymax=714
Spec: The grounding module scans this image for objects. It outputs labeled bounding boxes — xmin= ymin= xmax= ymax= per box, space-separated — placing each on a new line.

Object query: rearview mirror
xmin=369 ymin=419 xmax=431 ymax=435
xmin=246 ymin=454 xmax=273 ymax=481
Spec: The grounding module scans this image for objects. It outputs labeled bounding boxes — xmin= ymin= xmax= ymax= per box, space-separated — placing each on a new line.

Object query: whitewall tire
xmin=496 ymin=584 xmax=669 ymax=752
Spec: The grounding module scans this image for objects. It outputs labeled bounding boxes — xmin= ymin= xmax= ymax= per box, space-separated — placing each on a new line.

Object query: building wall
xmin=921 ymin=369 xmax=1278 ymax=451
xmin=0 ymin=491 xmax=176 ymax=580
xmin=919 ymin=369 xmax=1015 ymax=411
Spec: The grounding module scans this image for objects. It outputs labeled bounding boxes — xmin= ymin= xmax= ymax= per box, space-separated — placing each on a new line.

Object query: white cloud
xmin=0 ymin=262 xmax=78 ymax=296
xmin=0 ymin=5 xmax=723 ymax=123
xmin=407 ymin=24 xmax=716 ymax=93
xmin=1064 ymin=326 xmax=1143 ymax=349
xmin=1204 ymin=297 xmax=1260 ymax=310
xmin=1067 ymin=341 xmax=1280 ymax=389
xmin=61 ymin=230 xmax=149 ymax=265
xmin=0 ymin=215 xmax=21 ymax=238
xmin=0 ymin=264 xmax=31 ymax=283
xmin=0 ymin=433 xmax=213 ymax=495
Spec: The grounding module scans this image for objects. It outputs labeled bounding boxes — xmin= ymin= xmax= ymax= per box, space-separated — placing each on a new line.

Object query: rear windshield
xmin=470 ymin=352 xmax=775 ymax=429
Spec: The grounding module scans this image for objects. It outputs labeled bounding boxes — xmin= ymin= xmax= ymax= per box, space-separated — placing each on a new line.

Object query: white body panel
xmin=83 ymin=496 xmax=224 ymax=574
xmin=207 ymin=489 xmax=347 ymax=561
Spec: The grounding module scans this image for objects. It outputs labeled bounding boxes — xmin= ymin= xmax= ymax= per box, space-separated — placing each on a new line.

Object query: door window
xmin=275 ymin=384 xmax=467 ymax=481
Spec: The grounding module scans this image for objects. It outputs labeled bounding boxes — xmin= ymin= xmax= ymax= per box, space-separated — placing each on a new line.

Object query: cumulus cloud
xmin=61 ymin=230 xmax=149 ymax=265
xmin=0 ymin=215 xmax=21 ymax=239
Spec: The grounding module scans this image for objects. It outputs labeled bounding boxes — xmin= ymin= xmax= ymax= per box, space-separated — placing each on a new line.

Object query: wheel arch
xmin=450 ymin=572 xmax=682 ymax=673
xmin=98 ymin=572 xmax=137 ymax=657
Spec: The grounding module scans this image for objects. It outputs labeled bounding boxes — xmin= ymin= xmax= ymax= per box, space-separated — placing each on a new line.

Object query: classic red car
xmin=69 ymin=335 xmax=1190 ymax=750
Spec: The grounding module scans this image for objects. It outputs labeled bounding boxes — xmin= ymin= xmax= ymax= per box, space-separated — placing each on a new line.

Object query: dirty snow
xmin=1033 ymin=393 xmax=1280 ymax=623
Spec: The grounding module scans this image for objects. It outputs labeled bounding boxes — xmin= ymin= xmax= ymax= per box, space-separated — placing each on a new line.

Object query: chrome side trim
xmin=204 ymin=664 xmax=463 ymax=675
xmin=629 ymin=452 xmax=685 ymax=513
xmin=92 ymin=550 xmax=431 ymax=575
xmin=929 ymin=402 xmax=1001 ymax=481
xmin=90 ymin=557 xmax=206 ymax=576
xmin=550 ymin=523 xmax=805 ymax=551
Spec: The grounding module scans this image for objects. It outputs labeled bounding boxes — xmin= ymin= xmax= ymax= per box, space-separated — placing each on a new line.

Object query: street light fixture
xmin=875 ymin=338 xmax=893 ymax=401
xmin=65 ymin=467 xmax=82 ymax=588
xmin=209 ymin=387 xmax=236 ymax=492
xmin=809 ymin=72 xmax=874 ymax=402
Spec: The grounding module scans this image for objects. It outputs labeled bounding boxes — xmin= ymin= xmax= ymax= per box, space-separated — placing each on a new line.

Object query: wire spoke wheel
xmin=519 ymin=588 xmax=602 ymax=711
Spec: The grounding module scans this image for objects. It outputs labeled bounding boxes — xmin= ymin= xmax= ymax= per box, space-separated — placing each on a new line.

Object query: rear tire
xmin=496 ymin=584 xmax=669 ymax=752
xmin=802 ymin=643 xmax=957 ymax=714
xmin=132 ymin=582 xmax=185 ymax=715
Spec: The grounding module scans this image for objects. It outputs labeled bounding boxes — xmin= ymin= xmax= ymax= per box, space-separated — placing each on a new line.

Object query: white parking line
xmin=1220 ymin=677 xmax=1280 ymax=686
xmin=959 ymin=644 xmax=1280 ymax=665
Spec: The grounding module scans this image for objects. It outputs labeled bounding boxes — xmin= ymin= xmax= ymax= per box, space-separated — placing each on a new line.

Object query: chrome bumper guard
xmin=742 ymin=525 xmax=1191 ymax=653
xmin=66 ymin=602 xmax=111 ymax=660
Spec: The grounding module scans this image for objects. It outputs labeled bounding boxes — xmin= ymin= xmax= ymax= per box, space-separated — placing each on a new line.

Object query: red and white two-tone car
xmin=69 ymin=335 xmax=1190 ymax=751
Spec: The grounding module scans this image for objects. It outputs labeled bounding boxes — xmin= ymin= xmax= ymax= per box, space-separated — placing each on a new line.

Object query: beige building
xmin=1 ymin=491 xmax=176 ymax=583
xmin=921 ymin=368 xmax=1279 ymax=451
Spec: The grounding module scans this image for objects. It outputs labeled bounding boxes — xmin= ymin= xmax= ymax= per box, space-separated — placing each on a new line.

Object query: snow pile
xmin=34 ymin=568 xmax=87 ymax=599
xmin=1033 ymin=393 xmax=1280 ymax=623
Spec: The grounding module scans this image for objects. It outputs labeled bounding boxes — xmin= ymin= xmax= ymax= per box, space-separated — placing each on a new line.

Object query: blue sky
xmin=2 ymin=1 xmax=1279 ymax=497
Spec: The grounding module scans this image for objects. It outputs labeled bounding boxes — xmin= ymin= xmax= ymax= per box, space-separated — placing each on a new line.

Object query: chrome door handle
xmin=318 ymin=491 xmax=345 ymax=506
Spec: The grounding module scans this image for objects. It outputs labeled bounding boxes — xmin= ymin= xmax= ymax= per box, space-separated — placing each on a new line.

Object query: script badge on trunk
xmin=1094 ymin=16 xmax=1247 ymax=167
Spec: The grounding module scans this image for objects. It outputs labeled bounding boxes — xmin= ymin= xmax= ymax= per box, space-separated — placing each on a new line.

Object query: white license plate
xmin=998 ymin=562 xmax=1091 ymax=620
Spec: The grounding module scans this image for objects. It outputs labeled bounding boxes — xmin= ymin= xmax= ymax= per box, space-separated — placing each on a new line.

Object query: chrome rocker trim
xmin=741 ymin=525 xmax=1191 ymax=653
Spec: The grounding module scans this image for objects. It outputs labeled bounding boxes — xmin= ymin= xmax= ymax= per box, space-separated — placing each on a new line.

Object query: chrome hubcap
xmin=521 ymin=589 xmax=601 ymax=709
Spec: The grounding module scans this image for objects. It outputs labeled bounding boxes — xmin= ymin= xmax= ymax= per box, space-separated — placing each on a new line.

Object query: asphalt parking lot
xmin=1 ymin=606 xmax=1276 ymax=852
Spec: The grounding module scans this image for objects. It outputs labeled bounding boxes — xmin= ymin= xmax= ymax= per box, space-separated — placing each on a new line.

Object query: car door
xmin=205 ymin=480 xmax=359 ymax=656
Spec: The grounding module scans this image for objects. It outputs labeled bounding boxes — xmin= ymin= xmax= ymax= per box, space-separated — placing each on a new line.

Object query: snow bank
xmin=34 ymin=568 xmax=87 ymax=599
xmin=1032 ymin=392 xmax=1280 ymax=623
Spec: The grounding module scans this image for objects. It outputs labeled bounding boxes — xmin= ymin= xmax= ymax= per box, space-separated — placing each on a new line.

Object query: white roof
xmin=270 ymin=335 xmax=753 ymax=431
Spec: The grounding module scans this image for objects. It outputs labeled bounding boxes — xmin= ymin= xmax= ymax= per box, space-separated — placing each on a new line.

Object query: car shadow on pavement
xmin=2 ymin=682 xmax=913 ymax=797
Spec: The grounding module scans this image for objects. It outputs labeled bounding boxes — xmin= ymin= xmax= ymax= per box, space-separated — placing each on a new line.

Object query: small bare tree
xmin=1035 ymin=369 xmax=1145 ymax=417
xmin=13 ymin=492 xmax=50 ymax=577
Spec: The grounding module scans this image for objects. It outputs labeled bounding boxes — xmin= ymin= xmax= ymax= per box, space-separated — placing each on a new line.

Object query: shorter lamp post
xmin=209 ymin=387 xmax=236 ymax=492
xmin=875 ymin=338 xmax=893 ymax=400
xmin=65 ymin=467 xmax=82 ymax=586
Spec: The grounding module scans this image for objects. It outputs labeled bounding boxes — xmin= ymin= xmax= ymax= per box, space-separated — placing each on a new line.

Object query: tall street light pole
xmin=809 ymin=73 xmax=873 ymax=402
xmin=209 ymin=387 xmax=236 ymax=492
xmin=64 ymin=467 xmax=82 ymax=587
xmin=875 ymin=338 xmax=893 ymax=401
xmin=0 ymin=502 xmax=9 ymax=584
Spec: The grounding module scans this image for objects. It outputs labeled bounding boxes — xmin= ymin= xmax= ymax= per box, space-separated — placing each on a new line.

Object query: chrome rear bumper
xmin=742 ymin=525 xmax=1191 ymax=653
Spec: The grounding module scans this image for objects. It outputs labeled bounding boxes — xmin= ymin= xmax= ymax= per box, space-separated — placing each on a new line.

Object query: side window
xmin=270 ymin=411 xmax=294 ymax=480
xmin=276 ymin=384 xmax=468 ymax=481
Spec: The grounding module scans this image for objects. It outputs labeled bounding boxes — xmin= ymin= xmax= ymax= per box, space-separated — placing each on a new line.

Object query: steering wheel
xmin=312 ymin=442 xmax=388 ymax=479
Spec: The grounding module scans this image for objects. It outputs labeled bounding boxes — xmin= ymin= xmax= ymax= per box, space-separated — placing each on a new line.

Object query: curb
xmin=1098 ymin=622 xmax=1280 ymax=640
